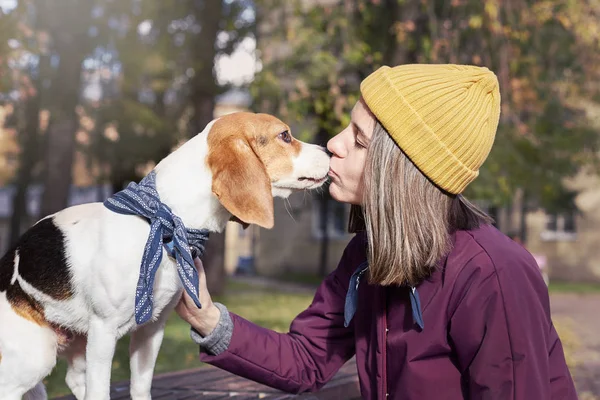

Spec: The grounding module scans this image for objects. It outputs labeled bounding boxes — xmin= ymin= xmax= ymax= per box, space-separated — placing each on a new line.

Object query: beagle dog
xmin=0 ymin=112 xmax=330 ymax=400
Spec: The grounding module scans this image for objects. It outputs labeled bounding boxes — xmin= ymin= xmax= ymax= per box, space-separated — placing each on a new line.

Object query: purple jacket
xmin=201 ymin=224 xmax=576 ymax=399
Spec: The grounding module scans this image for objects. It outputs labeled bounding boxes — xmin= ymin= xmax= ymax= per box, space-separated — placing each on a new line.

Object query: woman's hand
xmin=175 ymin=257 xmax=221 ymax=336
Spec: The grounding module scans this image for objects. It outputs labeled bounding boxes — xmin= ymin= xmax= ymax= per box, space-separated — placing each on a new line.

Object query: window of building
xmin=540 ymin=211 xmax=577 ymax=241
xmin=471 ymin=200 xmax=500 ymax=229
xmin=312 ymin=198 xmax=349 ymax=240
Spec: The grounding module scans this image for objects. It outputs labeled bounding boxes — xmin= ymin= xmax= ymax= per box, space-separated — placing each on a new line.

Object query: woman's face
xmin=327 ymin=98 xmax=376 ymax=205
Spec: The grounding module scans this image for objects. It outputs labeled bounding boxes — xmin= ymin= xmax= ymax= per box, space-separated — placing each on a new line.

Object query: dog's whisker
xmin=284 ymin=197 xmax=297 ymax=223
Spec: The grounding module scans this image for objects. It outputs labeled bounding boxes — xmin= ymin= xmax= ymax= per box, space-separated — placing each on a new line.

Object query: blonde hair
xmin=349 ymin=121 xmax=493 ymax=287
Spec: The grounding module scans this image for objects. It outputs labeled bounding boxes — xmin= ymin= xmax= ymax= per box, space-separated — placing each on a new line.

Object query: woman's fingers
xmin=193 ymin=257 xmax=205 ymax=273
xmin=176 ymin=258 xmax=221 ymax=335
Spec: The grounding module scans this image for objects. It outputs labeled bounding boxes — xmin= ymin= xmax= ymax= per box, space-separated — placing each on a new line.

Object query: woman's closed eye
xmin=352 ymin=123 xmax=368 ymax=149
xmin=354 ymin=139 xmax=366 ymax=149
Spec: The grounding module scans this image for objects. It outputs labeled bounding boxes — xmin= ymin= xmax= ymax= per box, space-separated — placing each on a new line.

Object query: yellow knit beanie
xmin=360 ymin=64 xmax=501 ymax=194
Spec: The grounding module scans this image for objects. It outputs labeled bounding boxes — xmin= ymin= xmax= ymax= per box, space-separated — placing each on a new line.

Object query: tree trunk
xmin=202 ymin=232 xmax=226 ymax=296
xmin=519 ymin=190 xmax=528 ymax=244
xmin=189 ymin=96 xmax=216 ymax=137
xmin=383 ymin=0 xmax=421 ymax=66
xmin=40 ymin=119 xmax=78 ymax=217
xmin=381 ymin=0 xmax=401 ymax=65
xmin=188 ymin=0 xmax=225 ymax=291
xmin=315 ymin=128 xmax=330 ymax=277
xmin=318 ymin=192 xmax=330 ymax=278
xmin=9 ymin=90 xmax=41 ymax=243
xmin=40 ymin=41 xmax=85 ymax=218
xmin=9 ymin=13 xmax=53 ymax=240
xmin=187 ymin=0 xmax=223 ymax=138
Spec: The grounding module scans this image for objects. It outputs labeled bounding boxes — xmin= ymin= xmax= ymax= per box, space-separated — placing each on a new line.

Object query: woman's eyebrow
xmin=352 ymin=121 xmax=365 ymax=136
xmin=353 ymin=122 xmax=369 ymax=141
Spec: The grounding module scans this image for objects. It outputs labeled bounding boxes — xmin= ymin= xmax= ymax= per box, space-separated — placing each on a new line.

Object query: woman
xmin=176 ymin=64 xmax=576 ymax=399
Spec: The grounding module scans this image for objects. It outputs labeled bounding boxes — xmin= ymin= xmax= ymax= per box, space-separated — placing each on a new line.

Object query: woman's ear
xmin=208 ymin=137 xmax=274 ymax=229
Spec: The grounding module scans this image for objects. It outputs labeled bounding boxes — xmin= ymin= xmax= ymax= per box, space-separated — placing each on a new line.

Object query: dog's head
xmin=207 ymin=112 xmax=330 ymax=229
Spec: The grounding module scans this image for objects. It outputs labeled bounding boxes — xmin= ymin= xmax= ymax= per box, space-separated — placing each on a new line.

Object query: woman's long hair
xmin=348 ymin=121 xmax=493 ymax=286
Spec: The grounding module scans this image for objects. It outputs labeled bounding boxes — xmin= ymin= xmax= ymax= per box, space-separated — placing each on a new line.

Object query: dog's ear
xmin=208 ymin=137 xmax=274 ymax=229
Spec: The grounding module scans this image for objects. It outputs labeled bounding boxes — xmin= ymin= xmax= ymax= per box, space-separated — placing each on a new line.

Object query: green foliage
xmin=425 ymin=0 xmax=600 ymax=209
xmin=76 ymin=0 xmax=256 ymax=186
xmin=90 ymin=98 xmax=172 ymax=185
xmin=1 ymin=0 xmax=597 ymax=214
xmin=251 ymin=0 xmax=373 ymax=140
xmin=253 ymin=0 xmax=600 ymax=214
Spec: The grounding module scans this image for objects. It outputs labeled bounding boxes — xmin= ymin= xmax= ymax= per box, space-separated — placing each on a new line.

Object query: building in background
xmin=253 ymin=193 xmax=351 ymax=278
xmin=525 ymin=172 xmax=600 ymax=282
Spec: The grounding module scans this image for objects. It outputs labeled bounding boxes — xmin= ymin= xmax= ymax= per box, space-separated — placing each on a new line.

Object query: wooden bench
xmin=54 ymin=358 xmax=360 ymax=399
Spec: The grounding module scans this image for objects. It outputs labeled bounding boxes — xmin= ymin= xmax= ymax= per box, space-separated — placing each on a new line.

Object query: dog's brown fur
xmin=207 ymin=112 xmax=300 ymax=229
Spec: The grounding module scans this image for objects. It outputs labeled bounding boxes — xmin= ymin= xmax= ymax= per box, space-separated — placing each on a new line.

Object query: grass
xmin=548 ymin=280 xmax=600 ymax=294
xmin=553 ymin=317 xmax=600 ymax=400
xmin=274 ymin=272 xmax=323 ymax=287
xmin=553 ymin=317 xmax=581 ymax=369
xmin=44 ymin=280 xmax=314 ymax=398
xmin=281 ymin=273 xmax=600 ymax=295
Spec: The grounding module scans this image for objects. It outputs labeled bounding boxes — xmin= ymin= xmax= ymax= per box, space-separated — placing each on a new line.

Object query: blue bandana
xmin=104 ymin=171 xmax=209 ymax=325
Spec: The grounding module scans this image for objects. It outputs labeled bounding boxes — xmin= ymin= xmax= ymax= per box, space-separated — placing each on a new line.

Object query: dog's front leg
xmin=84 ymin=317 xmax=118 ymax=400
xmin=129 ymin=318 xmax=168 ymax=400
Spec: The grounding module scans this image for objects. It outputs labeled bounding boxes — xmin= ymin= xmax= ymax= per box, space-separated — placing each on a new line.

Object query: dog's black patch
xmin=0 ymin=217 xmax=73 ymax=300
xmin=0 ymin=248 xmax=16 ymax=292
xmin=0 ymin=245 xmax=47 ymax=326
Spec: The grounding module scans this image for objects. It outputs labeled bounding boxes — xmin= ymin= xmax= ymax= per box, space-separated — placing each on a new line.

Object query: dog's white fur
xmin=0 ymin=114 xmax=330 ymax=400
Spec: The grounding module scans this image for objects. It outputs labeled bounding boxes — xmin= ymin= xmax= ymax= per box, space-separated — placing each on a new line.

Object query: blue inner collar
xmin=344 ymin=262 xmax=424 ymax=330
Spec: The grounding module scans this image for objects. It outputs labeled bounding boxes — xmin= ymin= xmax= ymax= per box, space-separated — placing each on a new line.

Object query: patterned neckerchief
xmin=104 ymin=171 xmax=209 ymax=324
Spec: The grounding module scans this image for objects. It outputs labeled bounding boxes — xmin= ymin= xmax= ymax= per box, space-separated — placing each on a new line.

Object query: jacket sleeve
xmin=199 ymin=236 xmax=362 ymax=393
xmin=448 ymin=252 xmax=577 ymax=399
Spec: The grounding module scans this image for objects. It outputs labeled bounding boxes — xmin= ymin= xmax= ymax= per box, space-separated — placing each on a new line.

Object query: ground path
xmin=551 ymin=293 xmax=600 ymax=399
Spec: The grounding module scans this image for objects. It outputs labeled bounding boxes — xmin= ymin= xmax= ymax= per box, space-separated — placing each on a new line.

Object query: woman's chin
xmin=329 ymin=184 xmax=362 ymax=205
xmin=329 ymin=184 xmax=349 ymax=204
xmin=328 ymin=183 xmax=341 ymax=201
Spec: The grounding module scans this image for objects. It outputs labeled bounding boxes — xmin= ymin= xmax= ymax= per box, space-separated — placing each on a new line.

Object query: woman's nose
xmin=327 ymin=133 xmax=344 ymax=157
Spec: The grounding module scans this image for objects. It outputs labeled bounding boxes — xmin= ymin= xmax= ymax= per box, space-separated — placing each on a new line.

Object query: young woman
xmin=176 ymin=64 xmax=576 ymax=399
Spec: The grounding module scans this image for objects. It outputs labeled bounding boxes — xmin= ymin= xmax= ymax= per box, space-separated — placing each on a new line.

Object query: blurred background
xmin=0 ymin=0 xmax=599 ymax=398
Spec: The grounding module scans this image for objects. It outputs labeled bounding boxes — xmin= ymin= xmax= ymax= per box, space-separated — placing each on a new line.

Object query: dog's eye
xmin=278 ymin=130 xmax=291 ymax=144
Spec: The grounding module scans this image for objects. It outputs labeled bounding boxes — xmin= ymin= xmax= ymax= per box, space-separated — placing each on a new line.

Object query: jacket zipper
xmin=382 ymin=288 xmax=388 ymax=399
